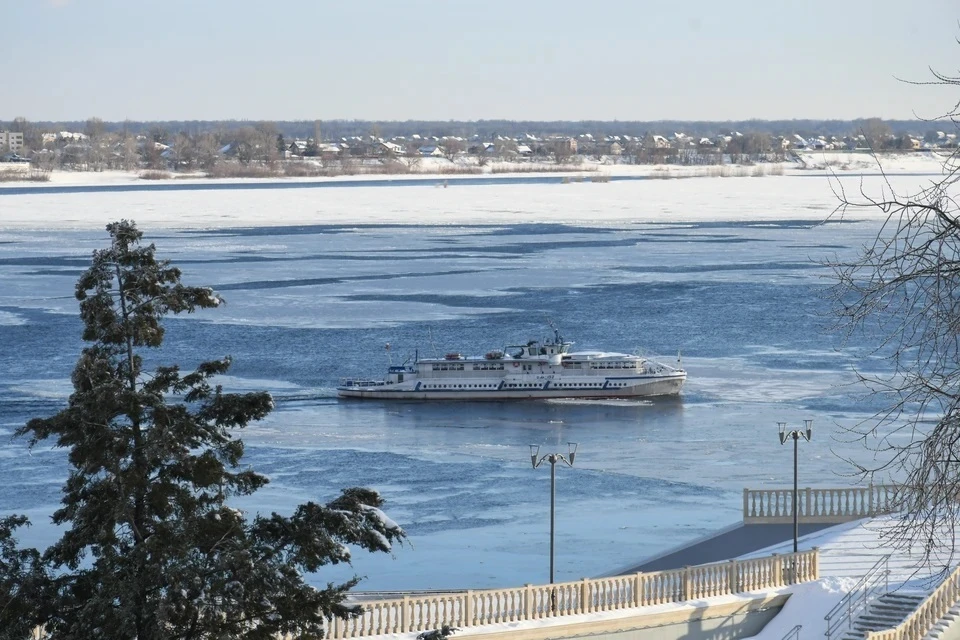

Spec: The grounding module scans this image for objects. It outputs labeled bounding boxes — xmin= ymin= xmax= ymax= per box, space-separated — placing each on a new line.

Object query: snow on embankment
xmin=792 ymin=150 xmax=950 ymax=174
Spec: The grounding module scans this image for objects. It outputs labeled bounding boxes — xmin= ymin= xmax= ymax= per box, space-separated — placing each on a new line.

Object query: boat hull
xmin=337 ymin=374 xmax=685 ymax=401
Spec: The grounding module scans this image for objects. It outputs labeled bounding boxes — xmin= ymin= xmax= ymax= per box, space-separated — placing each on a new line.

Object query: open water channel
xmin=0 ymin=179 xmax=899 ymax=590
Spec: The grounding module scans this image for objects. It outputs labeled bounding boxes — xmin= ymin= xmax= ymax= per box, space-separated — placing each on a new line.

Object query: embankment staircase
xmin=836 ymin=592 xmax=926 ymax=640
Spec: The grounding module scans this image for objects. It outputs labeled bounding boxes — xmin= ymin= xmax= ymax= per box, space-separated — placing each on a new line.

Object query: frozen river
xmin=0 ymin=174 xmax=916 ymax=591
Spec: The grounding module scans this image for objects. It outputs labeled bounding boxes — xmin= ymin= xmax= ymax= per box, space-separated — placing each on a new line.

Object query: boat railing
xmin=339 ymin=378 xmax=388 ymax=388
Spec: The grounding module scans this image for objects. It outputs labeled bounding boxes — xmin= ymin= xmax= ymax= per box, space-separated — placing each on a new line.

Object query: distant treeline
xmin=6 ymin=118 xmax=943 ymax=140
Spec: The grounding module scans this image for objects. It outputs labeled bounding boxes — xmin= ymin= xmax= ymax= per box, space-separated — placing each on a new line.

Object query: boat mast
xmin=547 ymin=318 xmax=562 ymax=346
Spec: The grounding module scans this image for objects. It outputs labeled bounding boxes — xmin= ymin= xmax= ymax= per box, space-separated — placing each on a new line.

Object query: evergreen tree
xmin=16 ymin=221 xmax=404 ymax=639
xmin=0 ymin=516 xmax=51 ymax=640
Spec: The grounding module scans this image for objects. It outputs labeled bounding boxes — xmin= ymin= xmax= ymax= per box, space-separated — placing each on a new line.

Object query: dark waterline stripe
xmin=0 ymin=174 xmax=636 ymax=195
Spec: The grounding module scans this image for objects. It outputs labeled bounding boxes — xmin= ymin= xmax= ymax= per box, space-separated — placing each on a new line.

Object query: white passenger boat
xmin=337 ymin=331 xmax=686 ymax=400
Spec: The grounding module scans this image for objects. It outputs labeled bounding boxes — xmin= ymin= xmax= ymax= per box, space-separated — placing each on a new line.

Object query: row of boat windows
xmin=589 ymin=362 xmax=638 ymax=369
xmin=424 ymin=383 xmax=500 ymax=389
xmin=432 ymin=363 xmax=466 ymax=371
xmin=420 ymin=382 xmax=632 ymax=389
xmin=560 ymin=362 xmax=639 ymax=370
xmin=429 ymin=362 xmax=638 ymax=371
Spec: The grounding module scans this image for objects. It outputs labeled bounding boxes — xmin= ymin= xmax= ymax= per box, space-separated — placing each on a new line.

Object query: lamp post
xmin=529 ymin=442 xmax=578 ymax=584
xmin=779 ymin=420 xmax=812 ymax=555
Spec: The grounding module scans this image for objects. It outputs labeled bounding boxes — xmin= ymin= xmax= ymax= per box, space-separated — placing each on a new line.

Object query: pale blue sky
xmin=3 ymin=0 xmax=959 ymax=122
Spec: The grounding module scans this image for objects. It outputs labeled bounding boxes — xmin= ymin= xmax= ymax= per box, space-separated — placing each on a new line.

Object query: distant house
xmin=318 ymin=143 xmax=341 ymax=156
xmin=651 ymin=135 xmax=670 ymax=149
xmin=417 ymin=145 xmax=444 ymax=157
xmin=811 ymin=137 xmax=833 ymax=150
xmin=468 ymin=142 xmax=498 ymax=155
xmin=344 ymin=139 xmax=376 ymax=156
xmin=287 ymin=139 xmax=310 ymax=155
xmin=0 ymin=131 xmax=24 ymax=153
xmin=60 ymin=142 xmax=91 ymax=165
xmin=379 ymin=141 xmax=404 ymax=155
xmin=516 ymin=144 xmax=533 ymax=156
xmin=58 ymin=131 xmax=88 ymax=143
xmin=553 ymin=137 xmax=577 ymax=154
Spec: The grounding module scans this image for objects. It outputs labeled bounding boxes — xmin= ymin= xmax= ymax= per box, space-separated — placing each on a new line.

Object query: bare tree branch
xmin=826 ymin=59 xmax=960 ymax=566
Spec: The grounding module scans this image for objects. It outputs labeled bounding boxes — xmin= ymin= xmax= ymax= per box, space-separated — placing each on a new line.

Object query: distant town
xmin=0 ymin=117 xmax=955 ymax=180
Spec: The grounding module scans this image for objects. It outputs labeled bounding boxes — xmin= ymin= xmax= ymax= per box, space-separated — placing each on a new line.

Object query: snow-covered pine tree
xmin=16 ymin=220 xmax=404 ymax=639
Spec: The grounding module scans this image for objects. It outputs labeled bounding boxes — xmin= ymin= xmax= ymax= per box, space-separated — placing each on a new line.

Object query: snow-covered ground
xmin=741 ymin=516 xmax=954 ymax=640
xmin=790 ymin=149 xmax=955 ymax=174
xmin=0 ymin=150 xmax=949 ymax=190
xmin=0 ymin=168 xmax=945 ymax=233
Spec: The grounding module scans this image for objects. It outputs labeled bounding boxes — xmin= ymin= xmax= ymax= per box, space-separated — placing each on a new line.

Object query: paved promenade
xmin=609 ymin=522 xmax=837 ymax=574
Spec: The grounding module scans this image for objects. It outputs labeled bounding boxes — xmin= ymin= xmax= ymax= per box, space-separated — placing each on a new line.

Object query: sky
xmin=3 ymin=0 xmax=960 ymax=123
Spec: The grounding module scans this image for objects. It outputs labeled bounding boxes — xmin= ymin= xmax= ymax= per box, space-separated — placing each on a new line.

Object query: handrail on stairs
xmin=824 ymin=554 xmax=891 ymax=640
xmin=782 ymin=624 xmax=802 ymax=640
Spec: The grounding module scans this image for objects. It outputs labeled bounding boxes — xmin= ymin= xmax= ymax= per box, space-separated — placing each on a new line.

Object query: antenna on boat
xmin=385 ymin=342 xmax=392 ymax=365
xmin=428 ymin=326 xmax=439 ymax=359
xmin=546 ymin=317 xmax=561 ymax=344
xmin=677 ymin=350 xmax=682 ymax=368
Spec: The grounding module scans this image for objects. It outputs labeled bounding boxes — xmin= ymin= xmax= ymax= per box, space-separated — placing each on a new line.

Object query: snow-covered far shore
xmin=0 ymin=166 xmax=948 ymax=233
xmin=0 ymin=150 xmax=951 ymax=190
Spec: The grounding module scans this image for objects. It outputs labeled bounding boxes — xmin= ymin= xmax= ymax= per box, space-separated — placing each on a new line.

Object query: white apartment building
xmin=0 ymin=131 xmax=24 ymax=153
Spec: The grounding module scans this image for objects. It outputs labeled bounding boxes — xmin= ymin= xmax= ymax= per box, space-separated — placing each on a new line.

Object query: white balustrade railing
xmin=743 ymin=485 xmax=897 ymax=524
xmin=309 ymin=548 xmax=819 ymax=639
xmin=865 ymin=565 xmax=960 ymax=640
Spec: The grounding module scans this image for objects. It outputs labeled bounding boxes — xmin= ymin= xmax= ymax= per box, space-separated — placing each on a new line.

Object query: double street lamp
xmin=779 ymin=420 xmax=812 ymax=554
xmin=529 ymin=442 xmax=578 ymax=584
